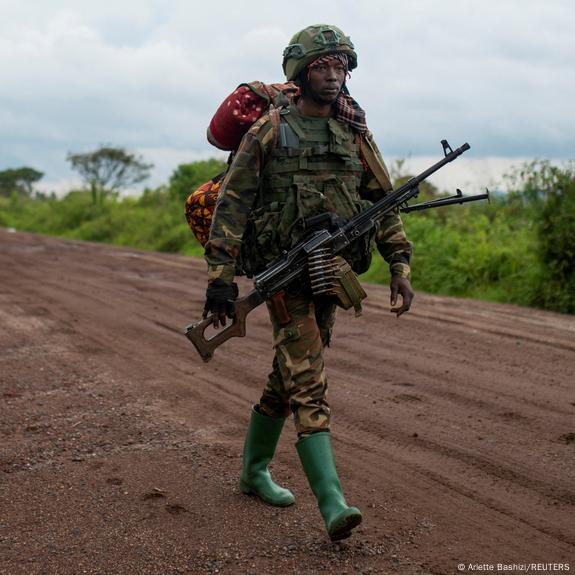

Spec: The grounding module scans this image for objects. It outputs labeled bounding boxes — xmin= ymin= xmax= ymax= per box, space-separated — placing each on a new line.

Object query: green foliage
xmin=0 ymin=167 xmax=43 ymax=197
xmin=362 ymin=205 xmax=540 ymax=305
xmin=0 ymin=186 xmax=203 ymax=257
xmin=67 ymin=145 xmax=153 ymax=204
xmin=169 ymin=158 xmax=228 ymax=202
xmin=1 ymin=158 xmax=573 ymax=314
xmin=363 ymin=159 xmax=574 ymax=313
xmin=506 ymin=160 xmax=575 ymax=313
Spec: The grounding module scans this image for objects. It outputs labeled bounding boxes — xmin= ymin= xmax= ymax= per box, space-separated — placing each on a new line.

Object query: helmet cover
xmin=282 ymin=24 xmax=357 ymax=81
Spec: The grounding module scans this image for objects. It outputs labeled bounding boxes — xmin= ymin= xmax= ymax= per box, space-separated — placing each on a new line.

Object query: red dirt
xmin=1 ymin=229 xmax=574 ymax=575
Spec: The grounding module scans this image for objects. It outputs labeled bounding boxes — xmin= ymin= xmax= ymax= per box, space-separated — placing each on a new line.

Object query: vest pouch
xmin=241 ymin=208 xmax=283 ymax=277
xmin=322 ymin=177 xmax=375 ymax=275
xmin=277 ymin=181 xmax=325 ymax=250
xmin=321 ymin=176 xmax=359 ymax=221
xmin=331 ymin=256 xmax=367 ymax=317
xmin=347 ymin=196 xmax=377 ymax=275
xmin=280 ymin=177 xmax=359 ymax=249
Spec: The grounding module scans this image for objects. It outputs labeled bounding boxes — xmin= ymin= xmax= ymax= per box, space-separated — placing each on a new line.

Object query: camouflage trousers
xmin=258 ymin=292 xmax=337 ymax=437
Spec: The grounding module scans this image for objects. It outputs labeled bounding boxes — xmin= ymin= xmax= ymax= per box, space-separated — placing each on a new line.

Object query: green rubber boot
xmin=239 ymin=406 xmax=295 ymax=507
xmin=296 ymin=432 xmax=362 ymax=541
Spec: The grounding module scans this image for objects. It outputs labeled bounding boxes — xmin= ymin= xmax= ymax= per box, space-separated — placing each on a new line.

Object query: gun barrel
xmin=401 ymin=190 xmax=489 ymax=213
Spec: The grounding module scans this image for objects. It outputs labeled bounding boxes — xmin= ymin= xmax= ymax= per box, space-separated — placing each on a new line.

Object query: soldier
xmin=203 ymin=24 xmax=414 ymax=541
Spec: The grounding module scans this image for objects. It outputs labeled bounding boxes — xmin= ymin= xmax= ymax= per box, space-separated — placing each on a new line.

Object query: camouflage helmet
xmin=282 ymin=24 xmax=357 ymax=81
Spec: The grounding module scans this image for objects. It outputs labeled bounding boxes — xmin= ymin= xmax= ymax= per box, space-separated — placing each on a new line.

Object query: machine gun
xmin=185 ymin=140 xmax=488 ymax=362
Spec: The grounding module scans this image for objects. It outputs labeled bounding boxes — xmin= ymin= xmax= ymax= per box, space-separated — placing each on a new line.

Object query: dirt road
xmin=1 ymin=229 xmax=574 ymax=575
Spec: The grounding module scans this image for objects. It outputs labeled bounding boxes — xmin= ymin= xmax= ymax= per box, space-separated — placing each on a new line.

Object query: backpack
xmin=184 ymin=81 xmax=297 ymax=245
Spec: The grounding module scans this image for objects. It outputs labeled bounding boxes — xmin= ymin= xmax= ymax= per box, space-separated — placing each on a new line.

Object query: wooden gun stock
xmin=185 ymin=290 xmax=265 ymax=362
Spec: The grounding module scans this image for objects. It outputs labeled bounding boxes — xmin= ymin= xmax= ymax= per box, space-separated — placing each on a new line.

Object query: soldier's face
xmin=306 ymin=62 xmax=346 ymax=104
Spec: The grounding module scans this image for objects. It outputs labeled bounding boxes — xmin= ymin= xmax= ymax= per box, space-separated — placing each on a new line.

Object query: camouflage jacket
xmin=205 ymin=104 xmax=412 ymax=284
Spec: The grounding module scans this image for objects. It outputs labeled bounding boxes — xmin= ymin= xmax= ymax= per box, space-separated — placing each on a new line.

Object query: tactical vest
xmin=241 ymin=105 xmax=376 ymax=277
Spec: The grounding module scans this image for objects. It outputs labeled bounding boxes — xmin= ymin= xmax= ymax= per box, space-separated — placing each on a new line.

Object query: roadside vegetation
xmin=1 ymin=152 xmax=573 ymax=314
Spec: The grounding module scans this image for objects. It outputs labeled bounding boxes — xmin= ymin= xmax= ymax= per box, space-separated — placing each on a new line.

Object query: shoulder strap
xmin=360 ymin=135 xmax=394 ymax=192
xmin=269 ymin=108 xmax=282 ymax=149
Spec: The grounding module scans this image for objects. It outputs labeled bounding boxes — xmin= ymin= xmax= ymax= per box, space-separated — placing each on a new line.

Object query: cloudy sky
xmin=1 ymin=0 xmax=573 ymax=195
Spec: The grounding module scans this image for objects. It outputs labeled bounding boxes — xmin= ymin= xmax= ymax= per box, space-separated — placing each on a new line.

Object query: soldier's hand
xmin=203 ymin=279 xmax=239 ymax=328
xmin=390 ymin=276 xmax=414 ymax=317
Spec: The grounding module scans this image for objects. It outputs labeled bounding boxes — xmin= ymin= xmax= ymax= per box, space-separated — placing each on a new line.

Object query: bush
xmin=169 ymin=159 xmax=227 ymax=202
xmin=0 ymin=186 xmax=203 ymax=257
xmin=507 ymin=160 xmax=575 ymax=313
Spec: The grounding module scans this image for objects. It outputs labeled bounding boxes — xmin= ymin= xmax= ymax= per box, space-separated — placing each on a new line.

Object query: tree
xmin=169 ymin=158 xmax=228 ymax=202
xmin=0 ymin=167 xmax=44 ymax=197
xmin=67 ymin=146 xmax=153 ymax=204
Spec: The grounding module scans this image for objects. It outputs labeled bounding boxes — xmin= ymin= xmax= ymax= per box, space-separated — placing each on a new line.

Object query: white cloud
xmin=0 ymin=0 xmax=574 ymax=193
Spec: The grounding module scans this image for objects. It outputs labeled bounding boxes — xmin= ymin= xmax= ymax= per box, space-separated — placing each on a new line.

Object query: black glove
xmin=203 ymin=279 xmax=239 ymax=328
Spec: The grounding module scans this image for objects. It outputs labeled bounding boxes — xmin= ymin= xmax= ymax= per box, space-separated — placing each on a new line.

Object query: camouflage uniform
xmin=205 ymin=104 xmax=412 ymax=436
xmin=204 ymin=23 xmax=413 ymax=540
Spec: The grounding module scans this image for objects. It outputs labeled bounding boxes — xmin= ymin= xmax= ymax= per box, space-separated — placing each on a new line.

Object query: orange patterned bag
xmin=184 ymin=175 xmax=223 ymax=246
